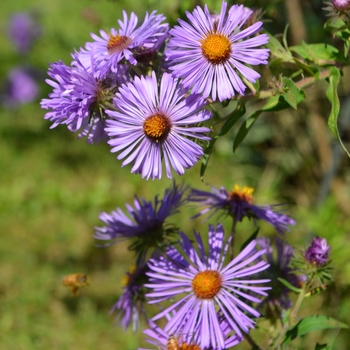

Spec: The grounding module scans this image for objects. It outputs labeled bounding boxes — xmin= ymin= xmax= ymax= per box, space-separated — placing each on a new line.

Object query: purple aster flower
xmin=145 ymin=224 xmax=270 ymax=350
xmin=40 ymin=55 xmax=127 ymax=144
xmin=257 ymin=237 xmax=304 ymax=311
xmin=2 ymin=67 xmax=38 ymax=108
xmin=189 ymin=184 xmax=295 ymax=235
xmin=94 ymin=182 xmax=187 ymax=257
xmin=165 ymin=2 xmax=269 ymax=101
xmin=111 ymin=263 xmax=149 ymax=331
xmin=77 ymin=11 xmax=168 ymax=77
xmin=305 ymin=237 xmax=331 ymax=266
xmin=8 ymin=12 xmax=41 ymax=54
xmin=105 ymin=72 xmax=212 ymax=180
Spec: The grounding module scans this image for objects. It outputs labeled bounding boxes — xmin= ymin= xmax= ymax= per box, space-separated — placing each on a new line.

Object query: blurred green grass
xmin=1 ymin=0 xmax=350 ymax=349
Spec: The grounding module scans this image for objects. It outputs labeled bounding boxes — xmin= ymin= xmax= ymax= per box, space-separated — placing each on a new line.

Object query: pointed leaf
xmin=326 ymin=66 xmax=350 ymax=157
xmin=240 ymin=227 xmax=260 ymax=252
xmin=283 ymin=315 xmax=349 ymax=345
xmin=282 ymin=78 xmax=306 ymax=110
xmin=218 ymin=101 xmax=246 ymax=136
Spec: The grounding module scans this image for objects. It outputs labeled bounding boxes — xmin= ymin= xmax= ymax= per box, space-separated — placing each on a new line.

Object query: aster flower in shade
xmin=256 ymin=237 xmax=304 ymax=314
xmin=8 ymin=12 xmax=41 ymax=54
xmin=165 ymin=2 xmax=269 ymax=102
xmin=2 ymin=67 xmax=38 ymax=108
xmin=105 ymin=72 xmax=212 ymax=180
xmin=145 ymin=224 xmax=270 ymax=350
xmin=189 ymin=184 xmax=295 ymax=235
xmin=77 ymin=11 xmax=168 ymax=77
xmin=305 ymin=237 xmax=331 ymax=267
xmin=40 ymin=55 xmax=126 ymax=144
xmin=94 ymin=182 xmax=187 ymax=259
xmin=111 ymin=263 xmax=149 ymax=331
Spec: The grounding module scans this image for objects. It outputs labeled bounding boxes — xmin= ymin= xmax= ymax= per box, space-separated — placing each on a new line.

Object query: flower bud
xmin=305 ymin=237 xmax=330 ymax=266
xmin=332 ymin=0 xmax=350 ymax=10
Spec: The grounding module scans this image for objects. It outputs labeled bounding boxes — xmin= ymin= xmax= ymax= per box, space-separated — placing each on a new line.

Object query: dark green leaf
xmin=283 ymin=315 xmax=349 ymax=345
xmin=278 ymin=277 xmax=302 ymax=293
xmin=218 ymin=101 xmax=246 ymax=136
xmin=200 ymin=137 xmax=217 ymax=181
xmin=233 ymin=110 xmax=262 ymax=152
xmin=326 ymin=66 xmax=350 ymax=157
xmin=240 ymin=227 xmax=260 ymax=252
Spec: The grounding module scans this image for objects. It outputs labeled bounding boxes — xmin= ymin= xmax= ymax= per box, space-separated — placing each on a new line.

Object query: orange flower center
xmin=228 ymin=185 xmax=255 ymax=204
xmin=143 ymin=114 xmax=171 ymax=141
xmin=192 ymin=270 xmax=222 ymax=299
xmin=107 ymin=34 xmax=132 ymax=54
xmin=200 ymin=33 xmax=231 ymax=65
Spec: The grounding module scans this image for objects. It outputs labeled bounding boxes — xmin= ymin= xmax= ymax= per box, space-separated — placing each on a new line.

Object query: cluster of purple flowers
xmin=41 ymin=2 xmax=270 ymax=180
xmin=93 ymin=181 xmax=316 ymax=349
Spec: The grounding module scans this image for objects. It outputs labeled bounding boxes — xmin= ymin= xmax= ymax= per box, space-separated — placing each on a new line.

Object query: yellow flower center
xmin=143 ymin=114 xmax=171 ymax=141
xmin=181 ymin=344 xmax=201 ymax=350
xmin=192 ymin=270 xmax=222 ymax=299
xmin=200 ymin=33 xmax=231 ymax=65
xmin=107 ymin=34 xmax=132 ymax=54
xmin=228 ymin=184 xmax=255 ymax=204
xmin=121 ymin=265 xmax=136 ymax=287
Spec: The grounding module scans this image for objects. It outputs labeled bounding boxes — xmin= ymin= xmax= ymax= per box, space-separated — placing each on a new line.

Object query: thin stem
xmin=271 ymin=288 xmax=306 ymax=349
xmin=245 ymin=332 xmax=262 ymax=350
xmin=229 ymin=216 xmax=237 ymax=260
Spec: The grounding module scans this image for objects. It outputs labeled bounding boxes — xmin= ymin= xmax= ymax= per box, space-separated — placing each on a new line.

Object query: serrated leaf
xmin=282 ymin=315 xmax=349 ymax=345
xmin=326 ymin=66 xmax=350 ymax=157
xmin=218 ymin=101 xmax=246 ymax=136
xmin=278 ymin=277 xmax=302 ymax=293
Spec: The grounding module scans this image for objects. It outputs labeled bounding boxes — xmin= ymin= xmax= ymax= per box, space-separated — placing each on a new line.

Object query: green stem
xmin=271 ymin=288 xmax=306 ymax=349
xmin=229 ymin=216 xmax=237 ymax=260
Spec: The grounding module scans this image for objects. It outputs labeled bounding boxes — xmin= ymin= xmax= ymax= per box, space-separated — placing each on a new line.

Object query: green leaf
xmin=283 ymin=315 xmax=349 ymax=345
xmin=233 ymin=110 xmax=262 ymax=152
xmin=240 ymin=227 xmax=259 ymax=252
xmin=265 ymin=31 xmax=293 ymax=62
xmin=290 ymin=42 xmax=345 ymax=65
xmin=326 ymin=66 xmax=350 ymax=157
xmin=200 ymin=137 xmax=217 ymax=181
xmin=282 ymin=78 xmax=306 ymax=110
xmin=218 ymin=101 xmax=246 ymax=136
xmin=277 ymin=277 xmax=302 ymax=293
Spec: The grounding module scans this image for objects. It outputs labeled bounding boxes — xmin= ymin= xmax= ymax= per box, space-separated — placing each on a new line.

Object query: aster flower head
xmin=145 ymin=224 xmax=270 ymax=350
xmin=305 ymin=236 xmax=331 ymax=267
xmin=105 ymin=72 xmax=212 ymax=180
xmin=165 ymin=2 xmax=269 ymax=101
xmin=256 ymin=237 xmax=304 ymax=313
xmin=40 ymin=55 xmax=127 ymax=144
xmin=8 ymin=12 xmax=41 ymax=54
xmin=94 ymin=182 xmax=187 ymax=258
xmin=77 ymin=10 xmax=168 ymax=77
xmin=189 ymin=184 xmax=295 ymax=235
xmin=111 ymin=263 xmax=149 ymax=331
xmin=2 ymin=67 xmax=38 ymax=108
